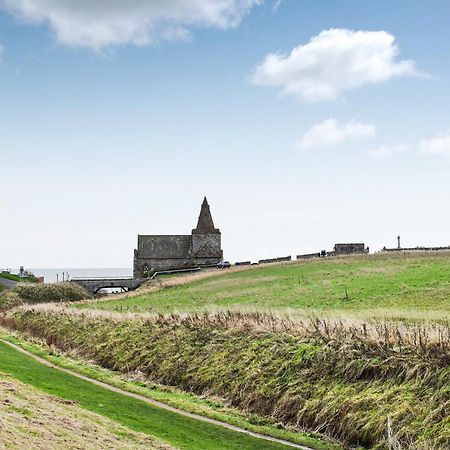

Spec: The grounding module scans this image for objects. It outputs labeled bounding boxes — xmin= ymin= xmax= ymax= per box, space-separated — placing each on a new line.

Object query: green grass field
xmin=0 ymin=340 xmax=299 ymax=450
xmin=75 ymin=252 xmax=450 ymax=320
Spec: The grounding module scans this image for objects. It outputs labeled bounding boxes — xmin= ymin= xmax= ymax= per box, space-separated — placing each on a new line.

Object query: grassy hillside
xmin=3 ymin=307 xmax=448 ymax=449
xmin=0 ymin=371 xmax=172 ymax=449
xmin=75 ymin=252 xmax=450 ymax=320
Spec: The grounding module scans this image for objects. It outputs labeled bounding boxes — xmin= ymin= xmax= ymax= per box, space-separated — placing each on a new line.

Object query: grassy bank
xmin=0 ymin=339 xmax=298 ymax=450
xmin=3 ymin=307 xmax=448 ymax=449
xmin=0 ymin=371 xmax=171 ymax=449
xmin=0 ymin=328 xmax=331 ymax=450
xmin=73 ymin=252 xmax=450 ymax=320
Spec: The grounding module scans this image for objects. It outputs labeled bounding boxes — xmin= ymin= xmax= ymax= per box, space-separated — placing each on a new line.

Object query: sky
xmin=1 ymin=0 xmax=450 ymax=268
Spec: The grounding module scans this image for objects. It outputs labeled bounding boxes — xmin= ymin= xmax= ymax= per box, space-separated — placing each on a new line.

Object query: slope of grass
xmin=73 ymin=252 xmax=450 ymax=319
xmin=3 ymin=307 xmax=448 ymax=449
xmin=0 ymin=329 xmax=332 ymax=450
xmin=0 ymin=339 xmax=299 ymax=450
xmin=0 ymin=371 xmax=172 ymax=449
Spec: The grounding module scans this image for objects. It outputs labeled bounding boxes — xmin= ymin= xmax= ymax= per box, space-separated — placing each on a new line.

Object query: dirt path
xmin=0 ymin=338 xmax=313 ymax=450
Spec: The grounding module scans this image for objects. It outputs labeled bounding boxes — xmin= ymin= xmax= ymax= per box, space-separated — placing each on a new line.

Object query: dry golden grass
xmin=14 ymin=303 xmax=449 ymax=353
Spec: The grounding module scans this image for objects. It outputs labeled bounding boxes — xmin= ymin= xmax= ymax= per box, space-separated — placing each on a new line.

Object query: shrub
xmin=0 ymin=283 xmax=90 ymax=309
xmin=0 ymin=292 xmax=23 ymax=311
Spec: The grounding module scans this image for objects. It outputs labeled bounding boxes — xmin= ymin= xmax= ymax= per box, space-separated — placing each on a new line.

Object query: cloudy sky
xmin=1 ymin=0 xmax=449 ymax=268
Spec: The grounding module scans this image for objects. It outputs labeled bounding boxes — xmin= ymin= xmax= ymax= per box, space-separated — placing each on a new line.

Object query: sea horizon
xmin=4 ymin=268 xmax=133 ymax=284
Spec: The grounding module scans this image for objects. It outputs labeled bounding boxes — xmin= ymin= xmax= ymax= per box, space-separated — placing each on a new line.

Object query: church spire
xmin=193 ymin=197 xmax=219 ymax=233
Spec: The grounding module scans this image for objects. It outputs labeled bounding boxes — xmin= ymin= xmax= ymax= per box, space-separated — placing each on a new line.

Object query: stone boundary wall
xmin=382 ymin=246 xmax=450 ymax=253
xmin=258 ymin=256 xmax=292 ymax=265
xmin=296 ymin=252 xmax=321 ymax=260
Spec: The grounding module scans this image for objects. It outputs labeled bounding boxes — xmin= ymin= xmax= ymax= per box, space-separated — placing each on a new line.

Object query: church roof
xmin=193 ymin=197 xmax=220 ymax=233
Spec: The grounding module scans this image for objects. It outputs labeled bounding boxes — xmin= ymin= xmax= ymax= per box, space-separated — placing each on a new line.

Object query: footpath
xmin=0 ymin=338 xmax=312 ymax=450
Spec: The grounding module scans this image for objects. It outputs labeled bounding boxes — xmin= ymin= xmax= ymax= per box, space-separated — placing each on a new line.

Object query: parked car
xmin=217 ymin=261 xmax=231 ymax=269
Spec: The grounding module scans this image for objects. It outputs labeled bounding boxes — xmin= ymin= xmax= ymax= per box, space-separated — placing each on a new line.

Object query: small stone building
xmin=333 ymin=243 xmax=368 ymax=256
xmin=133 ymin=197 xmax=223 ymax=278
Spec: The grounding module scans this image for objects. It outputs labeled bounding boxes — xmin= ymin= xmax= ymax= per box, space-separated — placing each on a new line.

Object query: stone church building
xmin=133 ymin=197 xmax=223 ymax=278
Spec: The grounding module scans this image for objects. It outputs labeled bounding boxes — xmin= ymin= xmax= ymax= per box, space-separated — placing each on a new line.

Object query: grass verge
xmin=0 ymin=371 xmax=171 ymax=449
xmin=0 ymin=338 xmax=304 ymax=450
xmin=0 ymin=328 xmax=336 ymax=450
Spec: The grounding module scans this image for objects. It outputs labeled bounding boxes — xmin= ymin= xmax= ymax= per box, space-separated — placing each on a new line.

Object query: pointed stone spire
xmin=193 ymin=197 xmax=220 ymax=233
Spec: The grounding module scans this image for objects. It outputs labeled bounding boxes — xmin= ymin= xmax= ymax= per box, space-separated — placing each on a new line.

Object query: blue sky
xmin=1 ymin=0 xmax=449 ymax=267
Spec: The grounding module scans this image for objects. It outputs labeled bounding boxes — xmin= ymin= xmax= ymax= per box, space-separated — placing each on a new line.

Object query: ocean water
xmin=10 ymin=268 xmax=132 ymax=284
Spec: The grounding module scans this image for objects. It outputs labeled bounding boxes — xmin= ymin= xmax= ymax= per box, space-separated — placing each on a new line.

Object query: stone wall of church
xmin=133 ymin=254 xmax=195 ymax=278
xmin=133 ymin=233 xmax=223 ymax=278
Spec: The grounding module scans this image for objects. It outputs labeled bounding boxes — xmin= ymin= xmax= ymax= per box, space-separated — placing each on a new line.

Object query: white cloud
xmin=295 ymin=118 xmax=376 ymax=151
xmin=419 ymin=131 xmax=450 ymax=157
xmin=252 ymin=28 xmax=427 ymax=102
xmin=368 ymin=130 xmax=450 ymax=160
xmin=368 ymin=143 xmax=410 ymax=159
xmin=0 ymin=0 xmax=261 ymax=50
xmin=273 ymin=0 xmax=284 ymax=10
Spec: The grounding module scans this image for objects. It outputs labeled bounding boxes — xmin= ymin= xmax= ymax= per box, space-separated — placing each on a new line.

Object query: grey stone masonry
xmin=334 ymin=243 xmax=368 ymax=255
xmin=133 ymin=197 xmax=223 ymax=278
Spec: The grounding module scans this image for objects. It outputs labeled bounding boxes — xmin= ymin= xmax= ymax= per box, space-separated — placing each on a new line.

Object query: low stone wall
xmin=258 ymin=256 xmax=292 ymax=264
xmin=296 ymin=252 xmax=321 ymax=260
xmin=382 ymin=246 xmax=450 ymax=252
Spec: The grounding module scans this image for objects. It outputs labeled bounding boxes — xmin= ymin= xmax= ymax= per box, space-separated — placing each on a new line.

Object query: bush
xmin=1 ymin=283 xmax=90 ymax=308
xmin=0 ymin=292 xmax=23 ymax=311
